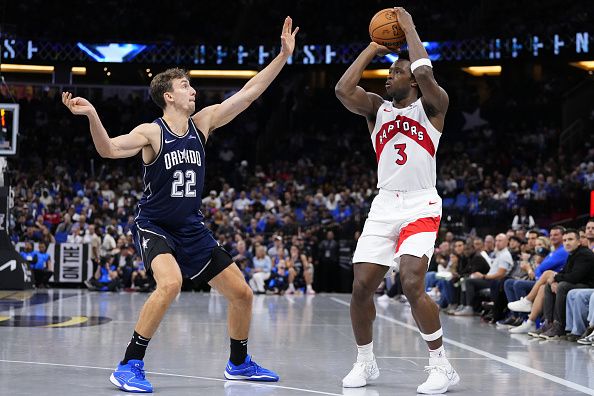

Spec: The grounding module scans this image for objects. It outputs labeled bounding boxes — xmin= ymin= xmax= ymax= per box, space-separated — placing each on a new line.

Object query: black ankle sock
xmin=121 ymin=331 xmax=151 ymax=364
xmin=230 ymin=338 xmax=248 ymax=365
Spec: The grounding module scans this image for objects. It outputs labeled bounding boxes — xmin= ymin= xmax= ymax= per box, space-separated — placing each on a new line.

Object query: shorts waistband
xmin=378 ymin=187 xmax=437 ymax=198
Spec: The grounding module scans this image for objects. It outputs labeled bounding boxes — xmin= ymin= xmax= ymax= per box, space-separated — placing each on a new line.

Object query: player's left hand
xmin=280 ymin=16 xmax=299 ymax=57
xmin=394 ymin=7 xmax=415 ymax=33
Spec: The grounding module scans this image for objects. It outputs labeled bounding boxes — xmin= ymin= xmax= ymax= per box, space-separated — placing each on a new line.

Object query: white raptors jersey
xmin=371 ymin=98 xmax=441 ymax=191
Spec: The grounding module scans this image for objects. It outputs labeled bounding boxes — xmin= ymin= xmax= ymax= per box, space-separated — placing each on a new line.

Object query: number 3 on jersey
xmin=171 ymin=170 xmax=197 ymax=197
xmin=394 ymin=143 xmax=407 ymax=165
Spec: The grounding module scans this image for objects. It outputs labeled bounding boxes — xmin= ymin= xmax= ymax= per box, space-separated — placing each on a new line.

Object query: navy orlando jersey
xmin=135 ymin=117 xmax=206 ymax=228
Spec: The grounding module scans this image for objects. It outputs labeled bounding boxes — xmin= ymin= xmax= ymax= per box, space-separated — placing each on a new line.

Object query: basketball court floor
xmin=0 ymin=289 xmax=593 ymax=395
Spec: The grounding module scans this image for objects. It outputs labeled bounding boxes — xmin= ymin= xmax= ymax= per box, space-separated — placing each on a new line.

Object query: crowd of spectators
xmin=378 ymin=219 xmax=594 ymax=346
xmin=3 ymin=45 xmax=593 ymax=295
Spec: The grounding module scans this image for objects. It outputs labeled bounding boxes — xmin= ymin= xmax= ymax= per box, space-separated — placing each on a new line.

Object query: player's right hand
xmin=369 ymin=42 xmax=392 ymax=56
xmin=62 ymin=92 xmax=95 ymax=116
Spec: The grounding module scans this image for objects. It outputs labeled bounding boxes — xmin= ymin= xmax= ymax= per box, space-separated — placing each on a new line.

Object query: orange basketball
xmin=369 ymin=8 xmax=406 ymax=50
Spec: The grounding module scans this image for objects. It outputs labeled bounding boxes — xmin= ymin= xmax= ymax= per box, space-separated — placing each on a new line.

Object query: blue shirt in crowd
xmin=534 ymin=246 xmax=569 ymax=279
xmin=33 ymin=251 xmax=51 ymax=270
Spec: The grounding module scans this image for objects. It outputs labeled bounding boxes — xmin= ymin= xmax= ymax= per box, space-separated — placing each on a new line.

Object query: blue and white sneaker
xmin=110 ymin=359 xmax=153 ymax=393
xmin=224 ymin=355 xmax=279 ymax=382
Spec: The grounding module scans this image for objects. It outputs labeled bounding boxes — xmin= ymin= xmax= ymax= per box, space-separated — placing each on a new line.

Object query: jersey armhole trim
xmin=143 ymin=121 xmax=164 ymax=167
xmin=189 ymin=117 xmax=208 ymax=149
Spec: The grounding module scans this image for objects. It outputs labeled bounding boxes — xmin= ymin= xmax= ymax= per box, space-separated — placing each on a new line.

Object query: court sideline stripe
xmin=330 ymin=296 xmax=594 ymax=396
xmin=0 ymin=359 xmax=343 ymax=396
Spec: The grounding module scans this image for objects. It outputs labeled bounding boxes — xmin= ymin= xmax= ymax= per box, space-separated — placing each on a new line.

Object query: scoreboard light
xmin=0 ymin=104 xmax=19 ymax=156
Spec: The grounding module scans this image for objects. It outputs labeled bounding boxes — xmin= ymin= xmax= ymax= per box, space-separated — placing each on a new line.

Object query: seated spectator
xmin=266 ymin=259 xmax=289 ymax=295
xmin=509 ymin=281 xmax=549 ymax=334
xmin=31 ymin=242 xmax=53 ymax=288
xmin=114 ymin=244 xmax=135 ymax=289
xmin=447 ymin=238 xmax=491 ymax=314
xmin=55 ymin=213 xmax=73 ymax=235
xmin=434 ymin=252 xmax=459 ymax=306
xmin=507 ymin=234 xmax=565 ymax=313
xmin=85 ymin=255 xmax=121 ymax=292
xmin=19 ymin=242 xmax=38 ymax=269
xmin=586 ymin=218 xmax=594 ymax=251
xmin=267 ymin=235 xmax=288 ymax=263
xmin=67 ymin=226 xmax=84 ymax=243
xmin=565 ymin=289 xmax=594 ymax=342
xmin=534 ymin=226 xmax=568 ymax=278
xmin=249 ymin=245 xmax=272 ymax=294
xmin=455 ymin=234 xmax=513 ymax=316
xmin=230 ymin=240 xmax=253 ymax=268
xmin=504 ymin=236 xmax=551 ymax=326
xmin=539 ymin=229 xmax=594 ymax=339
xmin=131 ymin=258 xmax=153 ymax=292
xmin=286 ymin=245 xmax=315 ymax=295
xmin=511 ymin=206 xmax=536 ymax=231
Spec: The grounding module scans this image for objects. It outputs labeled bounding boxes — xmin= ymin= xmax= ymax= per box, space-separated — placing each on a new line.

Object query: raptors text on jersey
xmin=371 ymin=99 xmax=441 ymax=191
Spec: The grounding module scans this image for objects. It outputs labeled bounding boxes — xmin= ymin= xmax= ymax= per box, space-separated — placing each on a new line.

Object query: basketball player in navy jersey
xmin=62 ymin=17 xmax=298 ymax=393
xmin=336 ymin=8 xmax=459 ymax=394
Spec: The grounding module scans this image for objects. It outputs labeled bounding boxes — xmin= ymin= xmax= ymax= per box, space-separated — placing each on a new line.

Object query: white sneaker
xmin=507 ymin=297 xmax=533 ymax=313
xmin=342 ymin=360 xmax=379 ymax=388
xmin=509 ymin=320 xmax=536 ymax=334
xmin=306 ymin=285 xmax=316 ymax=295
xmin=286 ymin=284 xmax=296 ymax=294
xmin=417 ymin=363 xmax=460 ymax=394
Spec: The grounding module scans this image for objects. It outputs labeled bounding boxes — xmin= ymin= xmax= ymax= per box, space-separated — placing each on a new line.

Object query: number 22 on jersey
xmin=171 ymin=170 xmax=197 ymax=197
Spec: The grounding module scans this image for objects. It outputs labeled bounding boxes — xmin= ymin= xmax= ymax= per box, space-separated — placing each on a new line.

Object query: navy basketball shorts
xmin=131 ymin=220 xmax=233 ymax=284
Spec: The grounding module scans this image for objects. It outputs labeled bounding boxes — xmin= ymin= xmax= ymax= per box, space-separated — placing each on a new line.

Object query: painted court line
xmin=0 ymin=359 xmax=342 ymax=396
xmin=330 ymin=296 xmax=594 ymax=396
xmin=377 ymin=356 xmax=489 ymax=360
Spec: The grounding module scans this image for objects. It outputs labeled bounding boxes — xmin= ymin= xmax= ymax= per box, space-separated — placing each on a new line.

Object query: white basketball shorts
xmin=352 ymin=187 xmax=441 ymax=267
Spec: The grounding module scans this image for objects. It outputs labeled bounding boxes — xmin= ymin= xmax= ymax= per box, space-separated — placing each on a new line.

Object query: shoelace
xmin=351 ymin=361 xmax=375 ymax=376
xmin=249 ymin=361 xmax=262 ymax=373
xmin=131 ymin=364 xmax=146 ymax=380
xmin=424 ymin=365 xmax=450 ymax=375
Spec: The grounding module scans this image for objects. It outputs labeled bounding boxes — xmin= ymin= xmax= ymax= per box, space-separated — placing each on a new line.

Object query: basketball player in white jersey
xmin=335 ymin=8 xmax=459 ymax=394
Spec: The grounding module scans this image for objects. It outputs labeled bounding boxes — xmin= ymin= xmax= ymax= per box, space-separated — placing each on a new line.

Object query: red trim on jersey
xmin=395 ymin=216 xmax=441 ymax=253
xmin=375 ymin=115 xmax=436 ymax=162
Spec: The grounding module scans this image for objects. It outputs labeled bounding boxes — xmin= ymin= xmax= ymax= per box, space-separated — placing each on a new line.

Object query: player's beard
xmin=389 ymin=85 xmax=410 ymax=102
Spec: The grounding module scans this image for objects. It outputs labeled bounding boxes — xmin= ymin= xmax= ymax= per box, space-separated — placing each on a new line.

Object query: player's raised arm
xmin=194 ymin=17 xmax=299 ymax=137
xmin=62 ymin=92 xmax=154 ymax=159
xmin=335 ymin=42 xmax=386 ymax=120
xmin=395 ymin=7 xmax=448 ymax=117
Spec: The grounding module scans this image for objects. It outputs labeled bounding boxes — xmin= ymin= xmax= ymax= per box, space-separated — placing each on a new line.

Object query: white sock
xmin=526 ymin=319 xmax=534 ymax=325
xmin=356 ymin=341 xmax=374 ymax=362
xmin=429 ymin=345 xmax=448 ymax=366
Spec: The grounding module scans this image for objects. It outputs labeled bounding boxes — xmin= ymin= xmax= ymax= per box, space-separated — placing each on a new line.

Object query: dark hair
xmin=527 ymin=229 xmax=540 ymax=237
xmin=397 ymin=50 xmax=410 ymax=62
xmin=149 ymin=68 xmax=189 ymax=110
xmin=588 ymin=218 xmax=594 ymax=224
xmin=563 ymin=228 xmax=579 ymax=238
xmin=550 ymin=225 xmax=566 ymax=233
